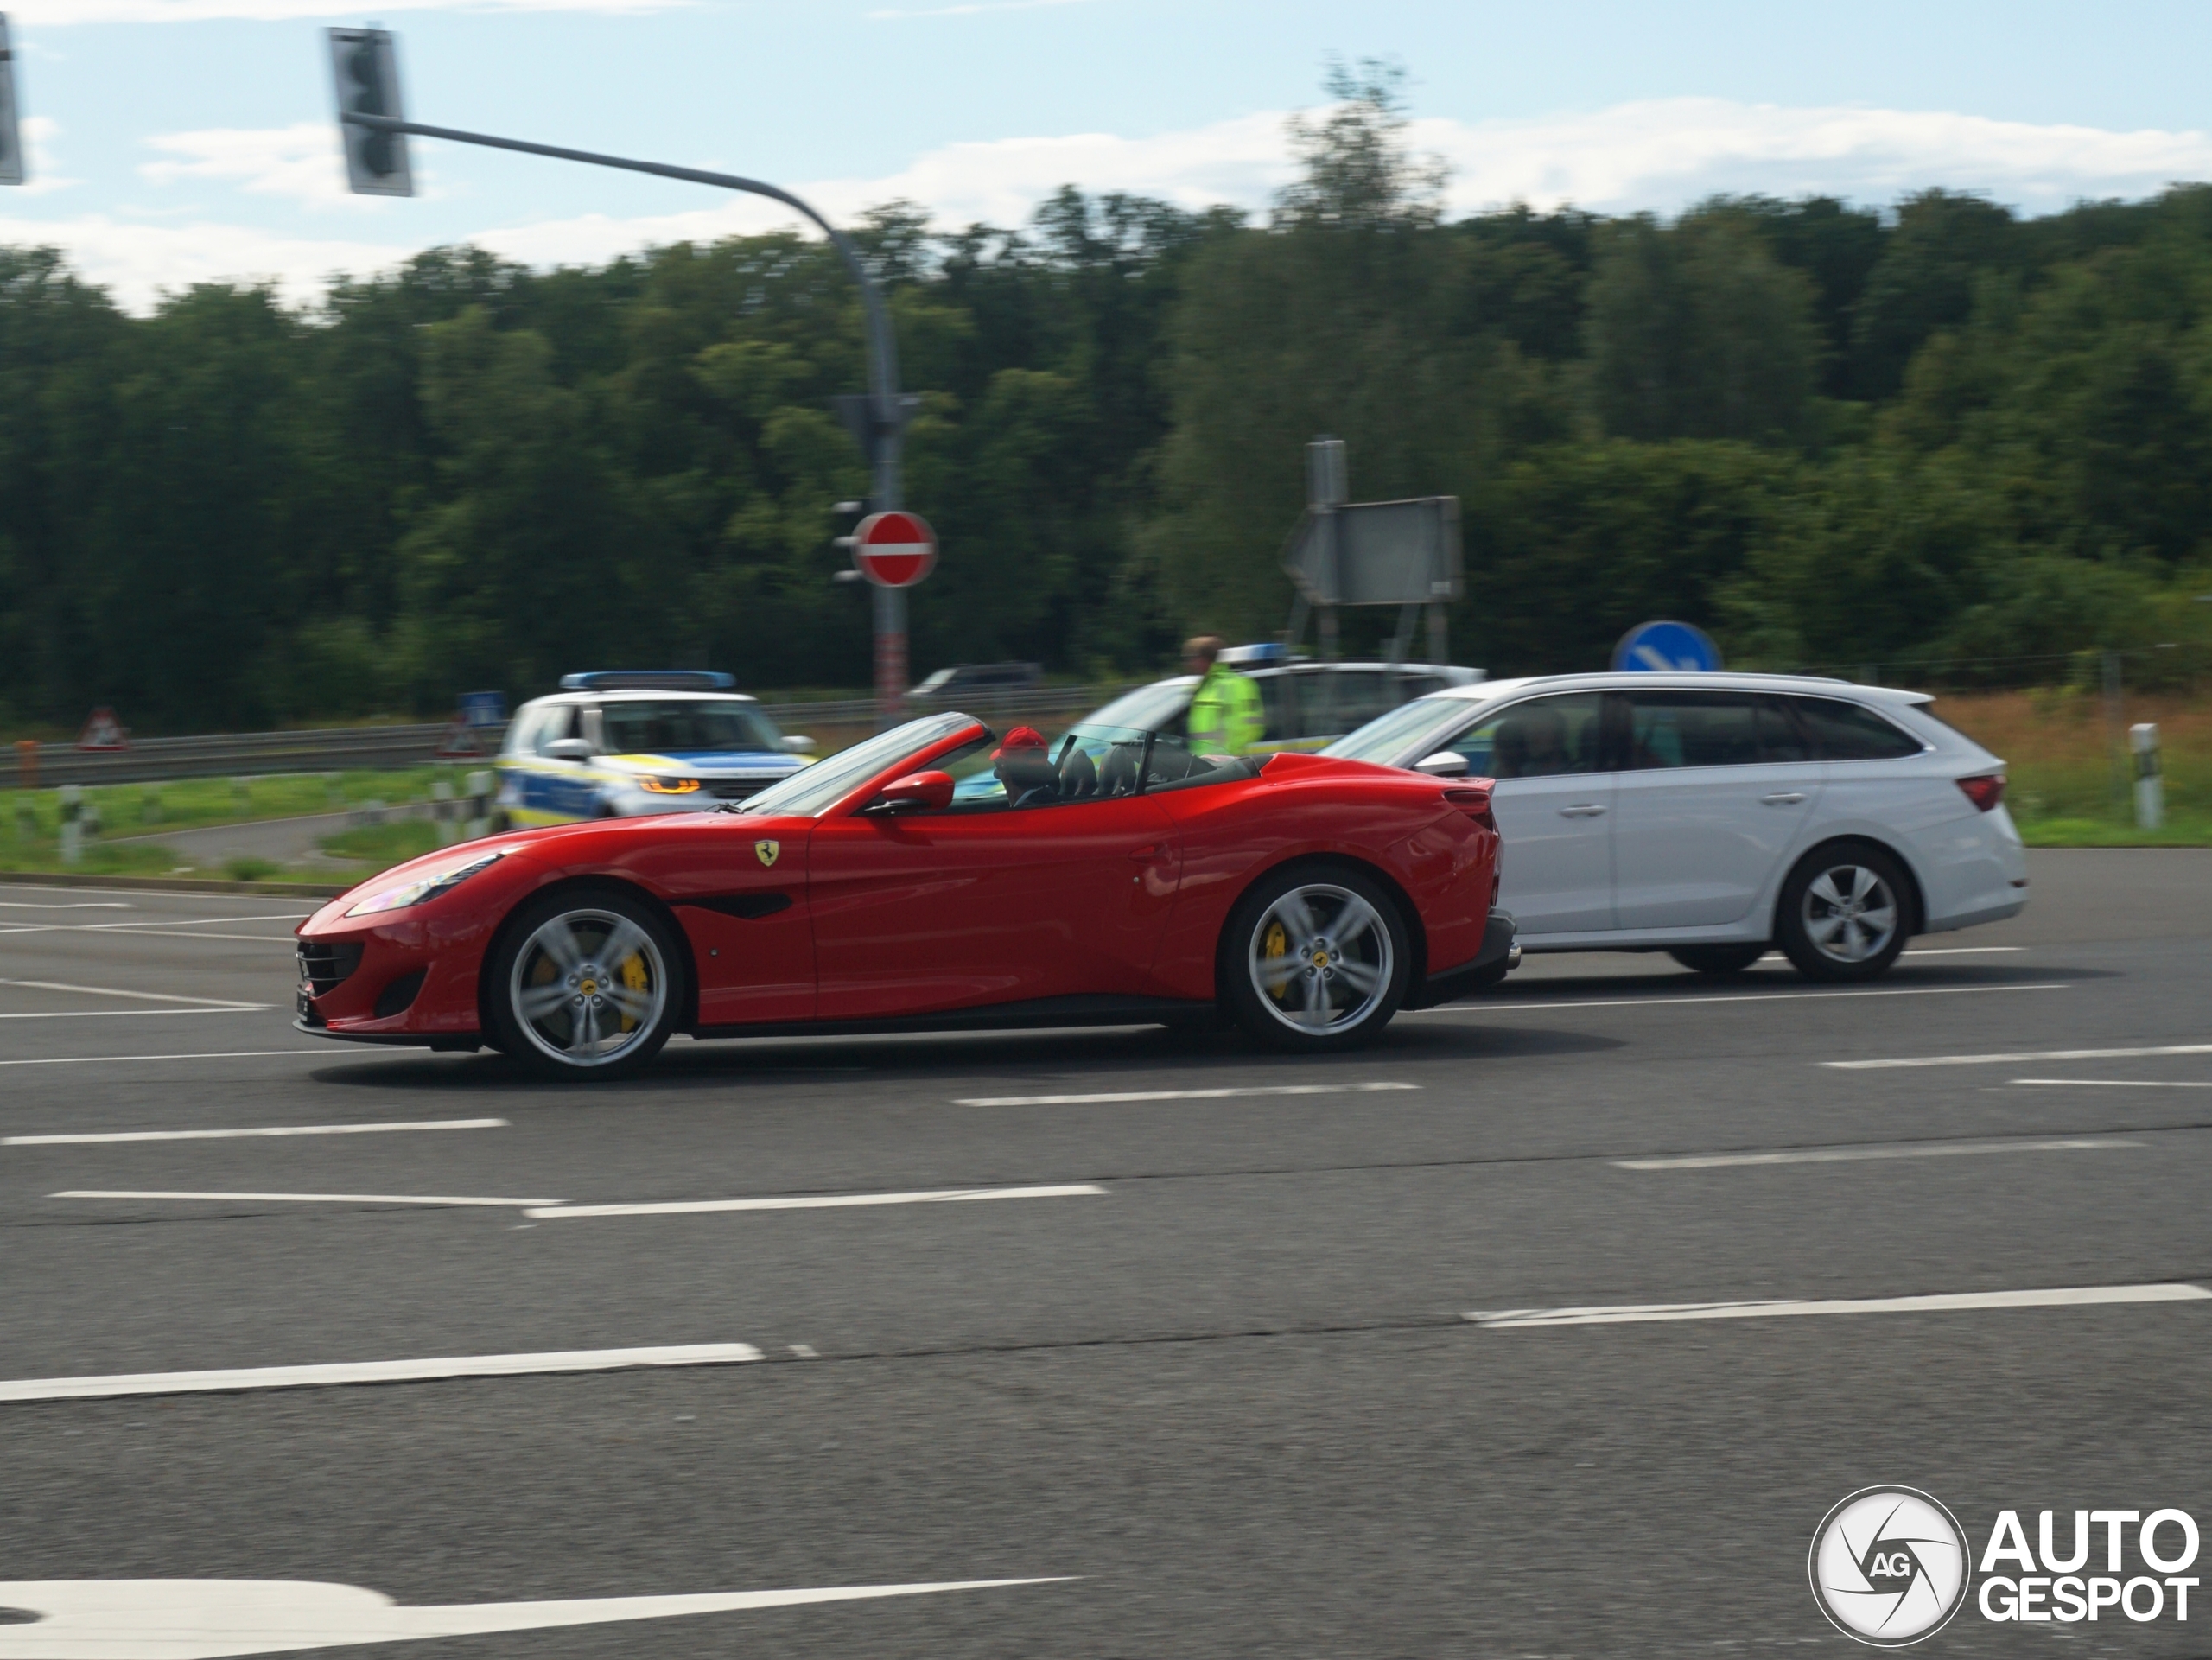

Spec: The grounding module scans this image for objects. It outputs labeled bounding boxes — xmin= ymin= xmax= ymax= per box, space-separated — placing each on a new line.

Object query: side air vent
xmin=373 ymin=969 xmax=427 ymax=1020
xmin=297 ymin=940 xmax=364 ymax=998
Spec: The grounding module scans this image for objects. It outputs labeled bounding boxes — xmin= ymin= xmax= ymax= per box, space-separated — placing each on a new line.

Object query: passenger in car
xmin=992 ymin=727 xmax=1061 ymax=808
xmin=1494 ymin=707 xmax=1577 ymax=778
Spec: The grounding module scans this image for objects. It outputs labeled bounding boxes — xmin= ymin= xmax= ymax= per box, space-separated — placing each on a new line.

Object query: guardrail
xmin=11 ymin=684 xmax=1140 ymax=788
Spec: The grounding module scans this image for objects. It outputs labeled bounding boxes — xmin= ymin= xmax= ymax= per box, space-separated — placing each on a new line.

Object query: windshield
xmin=600 ymin=699 xmax=785 ymax=754
xmin=1323 ymin=695 xmax=1484 ymax=767
xmin=1081 ymin=678 xmax=1195 ymax=734
xmin=736 ymin=712 xmax=977 ymax=817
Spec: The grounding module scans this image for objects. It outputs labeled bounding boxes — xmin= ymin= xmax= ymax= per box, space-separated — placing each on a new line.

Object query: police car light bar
xmin=558 ymin=671 xmax=738 ymax=691
xmin=1219 ymin=642 xmax=1289 ymax=665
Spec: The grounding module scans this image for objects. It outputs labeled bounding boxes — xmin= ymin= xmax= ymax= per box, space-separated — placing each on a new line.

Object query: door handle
xmin=1761 ymin=792 xmax=1807 ymax=805
xmin=1557 ymin=804 xmax=1608 ymax=817
xmin=1128 ymin=843 xmax=1170 ymax=862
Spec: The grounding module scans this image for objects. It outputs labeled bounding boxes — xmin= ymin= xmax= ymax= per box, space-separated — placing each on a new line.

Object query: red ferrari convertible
xmin=295 ymin=711 xmax=1515 ymax=1077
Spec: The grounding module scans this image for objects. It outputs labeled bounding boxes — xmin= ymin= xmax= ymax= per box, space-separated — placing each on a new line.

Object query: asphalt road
xmin=3 ymin=851 xmax=2209 ymax=1657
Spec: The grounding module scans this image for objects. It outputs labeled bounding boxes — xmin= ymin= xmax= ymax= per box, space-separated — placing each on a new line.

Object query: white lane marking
xmin=54 ymin=1190 xmax=555 ymax=1208
xmin=1615 ymin=1137 xmax=2140 ymax=1171
xmin=0 ymin=900 xmax=133 ymax=910
xmin=0 ymin=977 xmax=263 ymax=1008
xmin=530 ymin=1182 xmax=1106 ymax=1218
xmin=1828 ymin=1041 xmax=2212 ymax=1071
xmin=1467 ymin=1282 xmax=2210 ymax=1329
xmin=0 ymin=1574 xmax=1071 ymax=1659
xmin=2012 ymin=1078 xmax=2212 ymax=1089
xmin=0 ymin=1343 xmax=763 ymax=1403
xmin=0 ymin=1048 xmax=330 ymax=1068
xmin=1903 ymin=944 xmax=2026 ymax=956
xmin=9 ymin=1119 xmax=508 ymax=1146
xmin=955 ymin=1081 xmax=1420 ymax=1107
xmin=79 ymin=913 xmax=312 ymax=929
xmin=1414 ymin=982 xmax=2069 ymax=1015
xmin=0 ymin=1008 xmax=268 ymax=1020
xmin=94 ymin=929 xmax=302 ymax=944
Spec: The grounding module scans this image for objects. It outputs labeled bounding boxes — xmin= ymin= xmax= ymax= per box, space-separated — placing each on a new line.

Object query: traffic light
xmin=327 ymin=27 xmax=411 ymax=197
xmin=0 ymin=15 xmax=25 ymax=188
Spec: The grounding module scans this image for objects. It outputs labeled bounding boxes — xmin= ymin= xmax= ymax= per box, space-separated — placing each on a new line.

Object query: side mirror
xmin=877 ymin=770 xmax=954 ymax=812
xmin=1415 ymin=750 xmax=1468 ymax=778
xmin=546 ymin=737 xmax=594 ymax=762
xmin=780 ymin=734 xmax=817 ymax=754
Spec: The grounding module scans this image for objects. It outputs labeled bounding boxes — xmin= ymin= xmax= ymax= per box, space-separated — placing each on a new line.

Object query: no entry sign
xmin=852 ymin=510 xmax=937 ymax=588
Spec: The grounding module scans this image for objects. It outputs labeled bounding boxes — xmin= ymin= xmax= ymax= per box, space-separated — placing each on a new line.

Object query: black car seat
xmin=1097 ymin=742 xmax=1140 ymax=797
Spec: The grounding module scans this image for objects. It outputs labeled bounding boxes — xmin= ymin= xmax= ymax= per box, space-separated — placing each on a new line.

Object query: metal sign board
xmin=459 ymin=690 xmax=507 ymax=728
xmin=1612 ymin=620 xmax=1722 ymax=673
xmin=852 ymin=510 xmax=937 ymax=588
xmin=1282 ymin=496 xmax=1461 ymax=607
xmin=0 ymin=16 xmax=24 ymax=188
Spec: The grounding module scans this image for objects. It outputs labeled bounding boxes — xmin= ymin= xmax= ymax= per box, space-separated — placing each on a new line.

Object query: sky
xmin=3 ymin=0 xmax=2211 ymax=310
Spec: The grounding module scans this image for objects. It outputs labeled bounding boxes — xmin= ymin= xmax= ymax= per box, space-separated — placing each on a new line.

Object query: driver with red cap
xmin=993 ymin=725 xmax=1059 ymax=808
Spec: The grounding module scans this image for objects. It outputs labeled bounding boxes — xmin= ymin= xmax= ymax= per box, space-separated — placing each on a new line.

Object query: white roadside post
xmin=2132 ymin=722 xmax=2164 ymax=830
xmin=57 ymin=784 xmax=81 ymax=865
xmin=465 ymin=770 xmax=493 ymax=840
xmin=431 ymin=778 xmax=457 ymax=845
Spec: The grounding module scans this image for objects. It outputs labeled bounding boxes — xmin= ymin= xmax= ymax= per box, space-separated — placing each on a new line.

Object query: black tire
xmin=1668 ymin=944 xmax=1769 ymax=976
xmin=484 ymin=885 xmax=686 ymax=1080
xmin=1774 ymin=841 xmax=1913 ymax=983
xmin=1220 ymin=862 xmax=1412 ymax=1051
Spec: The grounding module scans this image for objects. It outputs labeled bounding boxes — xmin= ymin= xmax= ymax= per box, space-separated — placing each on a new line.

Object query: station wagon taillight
xmin=1445 ymin=785 xmax=1497 ymax=833
xmin=1955 ymin=773 xmax=2005 ymax=812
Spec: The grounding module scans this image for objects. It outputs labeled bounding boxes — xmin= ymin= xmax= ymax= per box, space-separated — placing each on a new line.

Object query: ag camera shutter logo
xmin=1809 ymin=1487 xmax=1971 ymax=1647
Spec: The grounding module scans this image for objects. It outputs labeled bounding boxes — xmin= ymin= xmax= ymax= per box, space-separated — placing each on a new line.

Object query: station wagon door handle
xmin=1557 ymin=804 xmax=1608 ymax=817
xmin=1762 ymin=792 xmax=1807 ymax=805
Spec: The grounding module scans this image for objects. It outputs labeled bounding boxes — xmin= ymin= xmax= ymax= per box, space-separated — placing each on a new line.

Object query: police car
xmin=1077 ymin=645 xmax=1484 ymax=754
xmin=492 ymin=672 xmax=815 ymax=829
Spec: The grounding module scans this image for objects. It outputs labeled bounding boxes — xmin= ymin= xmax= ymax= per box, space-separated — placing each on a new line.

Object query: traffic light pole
xmin=340 ymin=109 xmax=911 ymax=724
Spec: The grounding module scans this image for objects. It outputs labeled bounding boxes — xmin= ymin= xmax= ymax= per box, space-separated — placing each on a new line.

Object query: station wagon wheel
xmin=486 ymin=888 xmax=684 ymax=1079
xmin=1224 ymin=865 xmax=1410 ymax=1050
xmin=1775 ymin=843 xmax=1911 ymax=983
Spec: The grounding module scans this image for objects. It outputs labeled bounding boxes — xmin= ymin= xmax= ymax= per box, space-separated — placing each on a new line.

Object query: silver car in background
xmin=1325 ymin=671 xmax=2027 ymax=981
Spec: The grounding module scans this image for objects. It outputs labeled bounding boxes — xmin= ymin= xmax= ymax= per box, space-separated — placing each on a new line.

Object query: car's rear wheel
xmin=1668 ymin=944 xmax=1769 ymax=976
xmin=1222 ymin=864 xmax=1410 ymax=1050
xmin=486 ymin=887 xmax=684 ymax=1079
xmin=1776 ymin=843 xmax=1911 ymax=983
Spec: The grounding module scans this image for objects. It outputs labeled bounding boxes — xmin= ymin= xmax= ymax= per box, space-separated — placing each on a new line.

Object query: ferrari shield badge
xmin=754 ymin=839 xmax=779 ymax=868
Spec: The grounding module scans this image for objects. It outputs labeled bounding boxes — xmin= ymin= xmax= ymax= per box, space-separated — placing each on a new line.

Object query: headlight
xmin=638 ymin=776 xmax=702 ymax=795
xmin=345 ymin=849 xmax=509 ymax=918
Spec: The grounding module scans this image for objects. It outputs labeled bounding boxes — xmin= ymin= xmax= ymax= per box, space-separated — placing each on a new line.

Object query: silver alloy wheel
xmin=1799 ymin=862 xmax=1899 ymax=964
xmin=507 ymin=906 xmax=667 ymax=1068
xmin=1247 ymin=881 xmax=1395 ymax=1034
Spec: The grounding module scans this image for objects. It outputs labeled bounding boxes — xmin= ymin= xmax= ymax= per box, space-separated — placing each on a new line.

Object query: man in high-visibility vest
xmin=1184 ymin=635 xmax=1265 ymax=757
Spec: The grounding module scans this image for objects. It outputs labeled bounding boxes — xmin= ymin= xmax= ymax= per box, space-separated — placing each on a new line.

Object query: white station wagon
xmin=1324 ymin=672 xmax=2027 ymax=981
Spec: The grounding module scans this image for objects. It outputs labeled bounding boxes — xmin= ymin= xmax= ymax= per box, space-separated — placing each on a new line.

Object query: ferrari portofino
xmin=296 ymin=712 xmax=1513 ymax=1077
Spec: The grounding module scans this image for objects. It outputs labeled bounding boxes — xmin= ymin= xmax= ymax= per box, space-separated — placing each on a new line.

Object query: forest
xmin=2 ymin=67 xmax=2209 ymax=735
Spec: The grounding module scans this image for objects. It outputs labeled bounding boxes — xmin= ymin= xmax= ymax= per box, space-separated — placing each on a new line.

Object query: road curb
xmin=0 ymin=870 xmax=352 ymax=899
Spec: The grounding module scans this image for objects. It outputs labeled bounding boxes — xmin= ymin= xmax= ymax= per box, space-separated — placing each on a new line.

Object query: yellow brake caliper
xmin=616 ymin=949 xmax=650 ymax=1032
xmin=1262 ymin=919 xmax=1289 ymax=1002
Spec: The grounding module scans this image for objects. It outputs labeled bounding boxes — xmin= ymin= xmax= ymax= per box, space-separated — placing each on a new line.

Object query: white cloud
xmin=13 ymin=0 xmax=677 ymax=22
xmin=140 ymin=122 xmax=360 ymax=207
xmin=22 ymin=96 xmax=2212 ymax=312
xmin=14 ymin=116 xmax=81 ymax=195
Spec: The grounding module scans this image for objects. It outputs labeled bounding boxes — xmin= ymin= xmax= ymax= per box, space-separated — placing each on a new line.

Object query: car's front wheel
xmin=1222 ymin=864 xmax=1410 ymax=1050
xmin=486 ymin=887 xmax=685 ymax=1079
xmin=1775 ymin=843 xmax=1912 ymax=983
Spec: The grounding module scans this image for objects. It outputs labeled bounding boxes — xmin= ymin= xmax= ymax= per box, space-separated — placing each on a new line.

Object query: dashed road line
xmin=2012 ymin=1078 xmax=2211 ymax=1089
xmin=529 ymin=1183 xmax=1105 ymax=1218
xmin=1615 ymin=1138 xmax=2140 ymax=1171
xmin=955 ymin=1082 xmax=1418 ymax=1107
xmin=8 ymin=1118 xmax=507 ymax=1145
xmin=1827 ymin=1042 xmax=2212 ymax=1071
xmin=0 ymin=978 xmax=264 ymax=1008
xmin=1466 ymin=1283 xmax=2210 ymax=1329
xmin=0 ymin=1342 xmax=764 ymax=1403
xmin=53 ymin=1189 xmax=554 ymax=1208
xmin=1418 ymin=982 xmax=2069 ymax=1015
xmin=0 ymin=1048 xmax=332 ymax=1068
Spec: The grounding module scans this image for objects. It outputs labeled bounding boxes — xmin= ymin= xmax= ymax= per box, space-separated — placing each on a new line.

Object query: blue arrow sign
xmin=1612 ymin=620 xmax=1722 ymax=673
